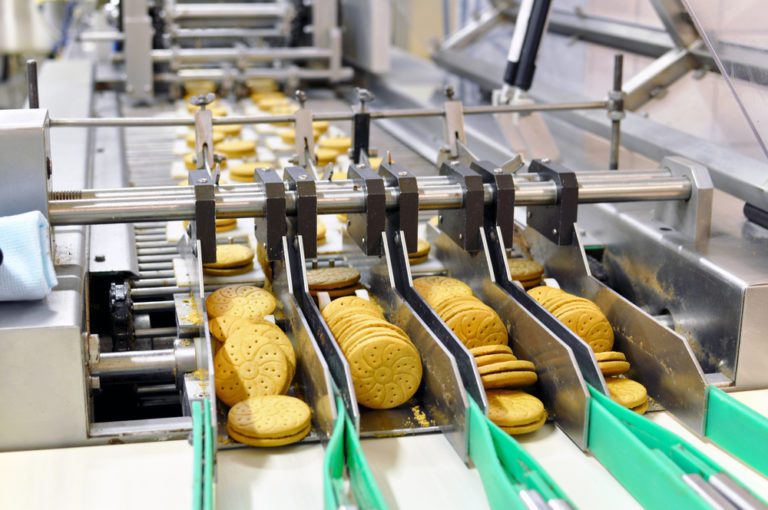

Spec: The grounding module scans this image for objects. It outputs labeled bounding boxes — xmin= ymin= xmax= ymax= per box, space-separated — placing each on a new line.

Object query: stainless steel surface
xmin=171 ymin=3 xmax=290 ymax=20
xmin=709 ymin=473 xmax=768 ymax=510
xmin=89 ymin=223 xmax=139 ymax=276
xmin=90 ymin=340 xmax=196 ymax=380
xmin=653 ymin=156 xmax=713 ymax=245
xmin=427 ymin=226 xmax=591 ymax=450
xmin=123 ymin=0 xmax=153 ymax=103
xmin=683 ymin=474 xmax=737 ymax=510
xmin=522 ymin=225 xmax=709 ymax=433
xmin=47 ymin=175 xmax=692 ymax=226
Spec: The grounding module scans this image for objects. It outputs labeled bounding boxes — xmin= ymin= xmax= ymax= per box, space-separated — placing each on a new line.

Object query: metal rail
xmin=48 ymin=100 xmax=609 ymax=128
xmin=48 ymin=173 xmax=691 ymax=226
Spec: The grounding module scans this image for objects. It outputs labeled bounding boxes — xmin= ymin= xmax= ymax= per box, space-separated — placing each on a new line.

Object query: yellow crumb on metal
xmin=411 ymin=405 xmax=432 ymax=428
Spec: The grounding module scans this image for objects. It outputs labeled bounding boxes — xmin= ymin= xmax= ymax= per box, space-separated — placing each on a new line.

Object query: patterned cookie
xmin=475 ymin=353 xmax=518 ymax=367
xmin=306 ymin=267 xmax=361 ymax=290
xmin=605 ymin=377 xmax=648 ymax=410
xmin=486 ymin=390 xmax=547 ymax=427
xmin=477 ymin=360 xmax=536 ymax=376
xmin=325 ymin=307 xmax=385 ymax=334
xmin=595 ymin=351 xmax=627 ymax=362
xmin=445 ymin=307 xmax=508 ymax=349
xmin=527 ymin=285 xmax=563 ymax=301
xmin=481 ymin=370 xmax=538 ymax=389
xmin=204 ymin=244 xmax=254 ymax=269
xmin=346 ymin=336 xmax=422 ymax=409
xmin=340 ymin=325 xmax=411 ymax=355
xmin=507 ymin=259 xmax=544 ymax=281
xmin=209 ymin=315 xmax=258 ymax=342
xmin=205 ymin=285 xmax=277 ymax=320
xmin=599 ymin=360 xmax=631 ymax=376
xmin=227 ymin=423 xmax=311 ymax=447
xmin=470 ymin=345 xmax=515 ymax=357
xmin=321 ymin=296 xmax=384 ymax=323
xmin=228 ymin=395 xmax=311 ymax=438
xmin=217 ymin=139 xmax=257 ymax=158
xmin=214 ymin=335 xmax=289 ymax=407
xmin=413 ymin=276 xmax=473 ymax=307
xmin=229 ymin=321 xmax=296 ymax=382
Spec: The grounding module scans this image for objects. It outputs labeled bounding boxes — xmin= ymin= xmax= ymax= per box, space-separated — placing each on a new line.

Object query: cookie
xmin=477 ymin=360 xmax=536 ymax=376
xmin=339 ymin=323 xmax=410 ymax=354
xmin=213 ymin=124 xmax=243 ymax=137
xmin=445 ymin=307 xmax=508 ymax=349
xmin=318 ymin=136 xmax=351 ymax=154
xmin=227 ymin=423 xmax=311 ymax=447
xmin=204 ymin=244 xmax=254 ymax=269
xmin=257 ymin=96 xmax=291 ymax=110
xmin=217 ymin=139 xmax=257 ymax=159
xmin=306 ymin=267 xmax=361 ymax=290
xmin=321 ymin=296 xmax=384 ymax=323
xmin=204 ymin=262 xmax=253 ymax=277
xmin=205 ymin=285 xmax=277 ymax=320
xmin=309 ymin=284 xmax=362 ymax=299
xmin=317 ymin=220 xmax=327 ymax=241
xmin=346 ymin=336 xmax=422 ymax=409
xmin=501 ymin=415 xmax=548 ymax=435
xmin=507 ymin=259 xmax=544 ymax=281
xmin=482 ymin=371 xmax=538 ymax=389
xmin=599 ymin=360 xmax=631 ymax=376
xmin=186 ymin=130 xmax=225 ymax=148
xmin=408 ymin=239 xmax=431 ymax=257
xmin=527 ymin=286 xmax=563 ymax=302
xmin=475 ymin=352 xmax=518 ymax=366
xmin=325 ymin=307 xmax=384 ymax=334
xmin=486 ymin=390 xmax=547 ymax=428
xmin=316 ymin=148 xmax=338 ymax=166
xmin=229 ymin=320 xmax=297 ymax=382
xmin=228 ymin=395 xmax=311 ymax=438
xmin=230 ymin=161 xmax=274 ymax=182
xmin=279 ymin=128 xmax=321 ymax=145
xmin=605 ymin=377 xmax=648 ymax=410
xmin=595 ymin=351 xmax=626 ymax=362
xmin=470 ymin=345 xmax=515 ymax=357
xmin=214 ymin=335 xmax=289 ymax=406
xmin=632 ymin=400 xmax=649 ymax=415
xmin=209 ymin=315 xmax=258 ymax=342
xmin=413 ymin=276 xmax=473 ymax=307
xmin=555 ymin=305 xmax=614 ymax=353
xmin=408 ymin=254 xmax=429 ymax=266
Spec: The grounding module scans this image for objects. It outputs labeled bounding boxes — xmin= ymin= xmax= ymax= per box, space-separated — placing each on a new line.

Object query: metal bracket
xmin=352 ymin=88 xmax=374 ymax=163
xmin=527 ymin=159 xmax=578 ymax=245
xmin=293 ymin=91 xmax=315 ymax=170
xmin=188 ymin=169 xmax=216 ymax=263
xmin=378 ymin=160 xmax=419 ymax=253
xmin=438 ymin=160 xmax=484 ymax=253
xmin=653 ymin=156 xmax=712 ymax=245
xmin=347 ymin=163 xmax=386 ymax=256
xmin=443 ymin=86 xmax=467 ymax=158
xmin=284 ymin=166 xmax=318 ymax=259
xmin=469 ymin=160 xmax=516 ymax=249
xmin=191 ymin=93 xmax=216 ymax=171
xmin=254 ymin=168 xmax=287 ymax=261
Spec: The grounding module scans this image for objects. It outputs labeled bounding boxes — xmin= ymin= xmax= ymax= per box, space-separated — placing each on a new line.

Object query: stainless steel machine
xmin=1 ymin=1 xmax=767 ymax=509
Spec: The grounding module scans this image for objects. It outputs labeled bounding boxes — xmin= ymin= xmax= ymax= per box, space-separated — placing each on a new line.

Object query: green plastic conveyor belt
xmin=467 ymin=397 xmax=573 ymax=509
xmin=192 ymin=400 xmax=215 ymax=510
xmin=588 ymin=385 xmax=767 ymax=509
xmin=323 ymin=397 xmax=387 ymax=510
xmin=706 ymin=385 xmax=768 ymax=477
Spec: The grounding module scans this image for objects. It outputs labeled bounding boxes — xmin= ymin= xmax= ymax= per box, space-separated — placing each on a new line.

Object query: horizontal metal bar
xmin=171 ymin=27 xmax=285 ymax=39
xmin=145 ymin=47 xmax=332 ymax=64
xmin=48 ymin=100 xmax=607 ymax=128
xmin=91 ymin=343 xmax=196 ymax=379
xmin=131 ymin=286 xmax=187 ymax=298
xmin=135 ymin=327 xmax=179 ymax=338
xmin=48 ymin=173 xmax=691 ymax=226
xmin=133 ymin=278 xmax=177 ymax=288
xmin=172 ymin=3 xmax=289 ymax=20
xmin=132 ymin=300 xmax=175 ymax=312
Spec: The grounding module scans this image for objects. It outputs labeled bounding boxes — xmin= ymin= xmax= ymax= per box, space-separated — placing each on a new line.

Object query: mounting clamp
xmin=188 ymin=169 xmax=216 ymax=263
xmin=254 ymin=168 xmax=287 ymax=261
xmin=284 ymin=166 xmax=318 ymax=258
xmin=379 ymin=160 xmax=419 ymax=253
xmin=352 ymin=88 xmax=374 ymax=163
xmin=439 ymin=160 xmax=484 ymax=253
xmin=527 ymin=159 xmax=578 ymax=245
xmin=347 ymin=162 xmax=386 ymax=256
xmin=470 ymin=160 xmax=516 ymax=248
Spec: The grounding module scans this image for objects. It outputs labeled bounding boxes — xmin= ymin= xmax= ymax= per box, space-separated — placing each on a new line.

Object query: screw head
xmin=294 ymin=90 xmax=307 ymax=106
xmin=444 ymin=85 xmax=455 ymax=99
xmin=552 ymin=228 xmax=558 ymax=235
xmin=94 ymin=254 xmax=106 ymax=262
xmin=494 ymin=168 xmax=503 ymax=174
xmin=398 ymin=171 xmax=408 ymax=177
xmin=197 ymin=178 xmax=208 ymax=184
xmin=527 ymin=211 xmax=532 ymax=218
xmin=298 ymin=174 xmax=307 ymax=180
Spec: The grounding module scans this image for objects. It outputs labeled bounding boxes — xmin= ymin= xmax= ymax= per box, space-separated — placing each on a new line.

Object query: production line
xmin=1 ymin=1 xmax=768 ymax=509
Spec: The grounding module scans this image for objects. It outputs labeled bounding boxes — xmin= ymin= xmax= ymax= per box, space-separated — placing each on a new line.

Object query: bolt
xmin=527 ymin=211 xmax=532 ymax=219
xmin=444 ymin=85 xmax=455 ymax=100
xmin=450 ymin=160 xmax=459 ymax=166
xmin=540 ymin=158 xmax=551 ymax=164
xmin=89 ymin=376 xmax=101 ymax=390
xmin=398 ymin=171 xmax=408 ymax=177
xmin=357 ymin=163 xmax=365 ymax=169
xmin=94 ymin=254 xmax=106 ymax=262
xmin=197 ymin=178 xmax=208 ymax=184
xmin=294 ymin=90 xmax=307 ymax=107
xmin=356 ymin=88 xmax=374 ymax=112
xmin=361 ymin=237 xmax=366 ymax=244
xmin=298 ymin=174 xmax=307 ymax=180
xmin=458 ymin=233 xmax=463 ymax=240
xmin=552 ymin=228 xmax=558 ymax=235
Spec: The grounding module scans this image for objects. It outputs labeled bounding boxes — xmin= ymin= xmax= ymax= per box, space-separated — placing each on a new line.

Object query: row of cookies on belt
xmin=206 ymin=283 xmax=335 ymax=448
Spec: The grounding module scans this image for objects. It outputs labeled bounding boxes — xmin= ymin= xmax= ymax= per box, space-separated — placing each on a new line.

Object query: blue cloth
xmin=0 ymin=211 xmax=58 ymax=301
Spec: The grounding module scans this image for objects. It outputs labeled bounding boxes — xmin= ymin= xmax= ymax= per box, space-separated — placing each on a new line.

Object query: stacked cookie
xmin=414 ymin=276 xmax=546 ymax=434
xmin=408 ymin=239 xmax=431 ymax=266
xmin=203 ymin=244 xmax=254 ymax=277
xmin=316 ymin=220 xmax=327 ymax=245
xmin=227 ymin=395 xmax=313 ymax=447
xmin=507 ymin=258 xmax=545 ymax=289
xmin=306 ymin=266 xmax=362 ymax=298
xmin=206 ymin=285 xmax=311 ymax=446
xmin=528 ymin=286 xmax=649 ymax=414
xmin=321 ymin=296 xmax=423 ymax=409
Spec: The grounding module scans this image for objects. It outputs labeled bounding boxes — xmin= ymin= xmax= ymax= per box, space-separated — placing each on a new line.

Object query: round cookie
xmin=501 ymin=414 xmax=548 ymax=435
xmin=408 ymin=239 xmax=431 ymax=257
xmin=205 ymin=285 xmax=277 ymax=320
xmin=306 ymin=267 xmax=361 ymax=290
xmin=204 ymin=244 xmax=254 ymax=269
xmin=482 ymin=370 xmax=538 ymax=389
xmin=528 ymin=286 xmax=563 ymax=302
xmin=209 ymin=315 xmax=258 ymax=342
xmin=204 ymin=262 xmax=254 ymax=277
xmin=555 ymin=305 xmax=614 ymax=353
xmin=230 ymin=161 xmax=275 ymax=182
xmin=595 ymin=351 xmax=626 ymax=362
xmin=445 ymin=307 xmax=508 ymax=349
xmin=478 ymin=360 xmax=536 ymax=376
xmin=605 ymin=377 xmax=648 ymax=410
xmin=325 ymin=307 xmax=384 ymax=334
xmin=346 ymin=336 xmax=422 ymax=410
xmin=229 ymin=320 xmax=297 ymax=382
xmin=507 ymin=259 xmax=544 ymax=281
xmin=470 ymin=345 xmax=514 ymax=357
xmin=228 ymin=395 xmax=311 ymax=439
xmin=321 ymin=296 xmax=384 ymax=323
xmin=599 ymin=360 xmax=631 ymax=376
xmin=317 ymin=220 xmax=327 ymax=241
xmin=217 ymin=139 xmax=257 ymax=159
xmin=186 ymin=130 xmax=225 ymax=148
xmin=413 ymin=276 xmax=474 ymax=307
xmin=632 ymin=400 xmax=649 ymax=415
xmin=214 ymin=335 xmax=289 ymax=406
xmin=227 ymin=423 xmax=311 ymax=447
xmin=316 ymin=148 xmax=339 ymax=166
xmin=486 ymin=390 xmax=547 ymax=428
xmin=318 ymin=136 xmax=351 ymax=154
xmin=309 ymin=285 xmax=361 ymax=299
xmin=475 ymin=352 xmax=518 ymax=367
xmin=213 ymin=124 xmax=243 ymax=137
xmin=408 ymin=254 xmax=429 ymax=266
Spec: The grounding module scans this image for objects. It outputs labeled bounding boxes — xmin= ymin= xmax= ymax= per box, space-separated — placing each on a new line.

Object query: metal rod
xmin=141 ymin=47 xmax=332 ymax=64
xmin=135 ymin=327 xmax=179 ymax=338
xmin=609 ymin=53 xmax=624 ymax=170
xmin=90 ymin=342 xmax=196 ymax=380
xmin=171 ymin=28 xmax=284 ymax=39
xmin=48 ymin=174 xmax=691 ymax=226
xmin=132 ymin=300 xmax=175 ymax=312
xmin=133 ymin=278 xmax=177 ymax=288
xmin=131 ymin=286 xmax=187 ymax=298
xmin=48 ymin=100 xmax=608 ymax=128
xmin=172 ymin=3 xmax=289 ymax=19
xmin=26 ymin=60 xmax=39 ymax=109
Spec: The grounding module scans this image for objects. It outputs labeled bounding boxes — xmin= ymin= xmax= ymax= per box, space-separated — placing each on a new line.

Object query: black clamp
xmin=352 ymin=88 xmax=373 ymax=164
xmin=284 ymin=166 xmax=318 ymax=258
xmin=0 ymin=247 xmax=3 ymax=266
xmin=438 ymin=160 xmax=484 ymax=253
xmin=188 ymin=170 xmax=217 ymax=264
xmin=254 ymin=168 xmax=287 ymax=261
xmin=347 ymin=162 xmax=386 ymax=256
xmin=378 ymin=160 xmax=419 ymax=253
xmin=470 ymin=160 xmax=516 ymax=249
xmin=527 ymin=159 xmax=578 ymax=245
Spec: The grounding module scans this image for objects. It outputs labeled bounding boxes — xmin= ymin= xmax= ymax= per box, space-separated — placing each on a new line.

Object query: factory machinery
xmin=1 ymin=1 xmax=768 ymax=509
